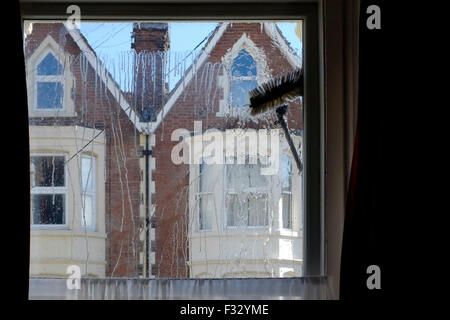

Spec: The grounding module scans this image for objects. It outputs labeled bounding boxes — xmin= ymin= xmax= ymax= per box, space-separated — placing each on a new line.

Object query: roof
xmin=66 ymin=27 xmax=144 ymax=132
xmin=145 ymin=22 xmax=302 ymax=134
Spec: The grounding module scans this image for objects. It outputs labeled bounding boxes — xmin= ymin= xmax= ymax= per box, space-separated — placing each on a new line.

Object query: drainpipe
xmin=143 ymin=134 xmax=151 ymax=278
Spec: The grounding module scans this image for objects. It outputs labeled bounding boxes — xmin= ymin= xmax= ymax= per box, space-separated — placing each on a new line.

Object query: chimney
xmin=132 ymin=23 xmax=170 ymax=121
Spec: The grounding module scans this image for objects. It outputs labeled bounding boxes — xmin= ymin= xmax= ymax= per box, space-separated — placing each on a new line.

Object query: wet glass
xmin=25 ymin=20 xmax=304 ymax=283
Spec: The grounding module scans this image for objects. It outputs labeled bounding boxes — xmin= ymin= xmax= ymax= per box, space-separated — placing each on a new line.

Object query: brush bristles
xmin=249 ymin=68 xmax=303 ymax=115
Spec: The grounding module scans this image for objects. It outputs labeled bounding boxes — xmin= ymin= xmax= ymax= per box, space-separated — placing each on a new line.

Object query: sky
xmin=80 ymin=21 xmax=302 ymax=90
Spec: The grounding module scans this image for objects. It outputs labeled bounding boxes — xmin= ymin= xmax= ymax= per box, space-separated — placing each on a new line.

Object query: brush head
xmin=248 ymin=68 xmax=303 ymax=116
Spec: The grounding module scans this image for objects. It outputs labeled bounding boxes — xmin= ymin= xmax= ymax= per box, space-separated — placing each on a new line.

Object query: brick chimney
xmin=132 ymin=23 xmax=170 ymax=121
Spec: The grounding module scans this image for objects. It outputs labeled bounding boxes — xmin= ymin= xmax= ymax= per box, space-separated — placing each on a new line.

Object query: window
xmin=231 ymin=49 xmax=258 ymax=109
xmin=281 ymin=154 xmax=293 ymax=229
xmin=24 ymin=10 xmax=322 ymax=290
xmin=35 ymin=51 xmax=64 ymax=109
xmin=81 ymin=155 xmax=96 ymax=231
xmin=225 ymin=160 xmax=270 ymax=227
xmin=197 ymin=162 xmax=214 ymax=231
xmin=30 ymin=155 xmax=66 ymax=226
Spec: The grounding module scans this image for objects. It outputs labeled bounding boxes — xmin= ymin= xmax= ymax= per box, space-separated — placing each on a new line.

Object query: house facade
xmin=25 ymin=22 xmax=145 ymax=278
xmin=147 ymin=22 xmax=304 ymax=278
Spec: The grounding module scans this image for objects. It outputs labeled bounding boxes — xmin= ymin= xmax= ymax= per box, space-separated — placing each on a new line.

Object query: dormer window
xmin=26 ymin=35 xmax=75 ymax=116
xmin=217 ymin=35 xmax=270 ymax=117
xmin=231 ymin=49 xmax=258 ymax=109
xmin=35 ymin=52 xmax=64 ymax=109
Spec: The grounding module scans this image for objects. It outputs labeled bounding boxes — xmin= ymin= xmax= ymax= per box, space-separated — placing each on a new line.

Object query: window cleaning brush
xmin=248 ymin=68 xmax=304 ymax=173
xmin=248 ymin=68 xmax=303 ymax=116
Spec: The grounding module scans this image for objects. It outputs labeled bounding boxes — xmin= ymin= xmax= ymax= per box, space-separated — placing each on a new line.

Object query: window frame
xmin=280 ymin=153 xmax=293 ymax=230
xmin=34 ymin=48 xmax=65 ymax=112
xmin=196 ymin=162 xmax=214 ymax=232
xmin=30 ymin=153 xmax=69 ymax=230
xmin=80 ymin=154 xmax=96 ymax=232
xmin=217 ymin=33 xmax=271 ymax=118
xmin=230 ymin=49 xmax=258 ymax=110
xmin=21 ymin=1 xmax=324 ymax=278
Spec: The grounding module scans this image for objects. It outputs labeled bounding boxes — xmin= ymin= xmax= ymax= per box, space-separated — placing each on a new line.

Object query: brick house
xmin=25 ymin=22 xmax=146 ymax=278
xmin=147 ymin=22 xmax=304 ymax=278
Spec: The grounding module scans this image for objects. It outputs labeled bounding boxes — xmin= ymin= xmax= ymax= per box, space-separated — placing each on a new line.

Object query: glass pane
xmin=30 ymin=156 xmax=65 ymax=187
xmin=226 ymin=164 xmax=249 ymax=190
xmin=81 ymin=194 xmax=94 ymax=229
xmin=81 ymin=156 xmax=94 ymax=191
xmin=37 ymin=82 xmax=63 ymax=109
xmin=249 ymin=163 xmax=268 ymax=187
xmin=231 ymin=79 xmax=258 ymax=108
xmin=281 ymin=154 xmax=292 ymax=192
xmin=282 ymin=193 xmax=292 ymax=229
xmin=231 ymin=49 xmax=257 ymax=77
xmin=31 ymin=194 xmax=65 ymax=225
xmin=25 ymin=20 xmax=304 ymax=285
xmin=226 ymin=194 xmax=248 ymax=227
xmin=199 ymin=163 xmax=217 ymax=192
xmin=248 ymin=195 xmax=268 ymax=226
xmin=37 ymin=52 xmax=63 ymax=75
xmin=198 ymin=194 xmax=213 ymax=230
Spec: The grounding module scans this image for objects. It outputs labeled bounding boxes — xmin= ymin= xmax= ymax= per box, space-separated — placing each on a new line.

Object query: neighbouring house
xmin=25 ymin=21 xmax=303 ymax=280
xmin=147 ymin=22 xmax=304 ymax=278
xmin=25 ymin=22 xmax=154 ymax=278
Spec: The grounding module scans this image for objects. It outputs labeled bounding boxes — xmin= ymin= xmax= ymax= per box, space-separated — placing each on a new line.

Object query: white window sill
xmin=191 ymin=228 xmax=302 ymax=239
xmin=29 ymin=110 xmax=77 ymax=118
xmin=30 ymin=228 xmax=107 ymax=239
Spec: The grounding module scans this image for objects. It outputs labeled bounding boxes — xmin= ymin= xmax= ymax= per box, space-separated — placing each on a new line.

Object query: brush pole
xmin=276 ymin=105 xmax=303 ymax=173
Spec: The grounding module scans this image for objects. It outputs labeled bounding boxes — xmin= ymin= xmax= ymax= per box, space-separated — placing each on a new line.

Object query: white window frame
xmin=80 ymin=154 xmax=97 ymax=232
xmin=25 ymin=34 xmax=76 ymax=118
xmin=195 ymin=161 xmax=214 ymax=232
xmin=217 ymin=33 xmax=271 ymax=118
xmin=280 ymin=153 xmax=293 ymax=230
xmin=30 ymin=153 xmax=69 ymax=230
xmin=34 ymin=48 xmax=65 ymax=112
xmin=230 ymin=49 xmax=258 ymax=109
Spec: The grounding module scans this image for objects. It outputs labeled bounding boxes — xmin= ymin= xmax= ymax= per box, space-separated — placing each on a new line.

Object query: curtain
xmin=340 ymin=0 xmax=384 ymax=299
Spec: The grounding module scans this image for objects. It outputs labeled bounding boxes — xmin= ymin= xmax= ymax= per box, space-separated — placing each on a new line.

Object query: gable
xmin=149 ymin=22 xmax=301 ymax=133
xmin=25 ymin=23 xmax=142 ymax=132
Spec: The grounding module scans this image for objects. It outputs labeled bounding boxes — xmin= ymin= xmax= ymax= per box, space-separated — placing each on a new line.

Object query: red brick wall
xmin=152 ymin=23 xmax=302 ymax=278
xmin=26 ymin=23 xmax=142 ymax=277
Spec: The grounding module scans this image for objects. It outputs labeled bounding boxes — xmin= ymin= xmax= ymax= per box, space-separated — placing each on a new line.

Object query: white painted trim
xmin=217 ymin=33 xmax=271 ymax=118
xmin=27 ymin=35 xmax=76 ymax=117
xmin=80 ymin=154 xmax=97 ymax=232
xmin=263 ymin=22 xmax=302 ymax=69
xmin=34 ymin=48 xmax=65 ymax=111
xmin=30 ymin=153 xmax=69 ymax=230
